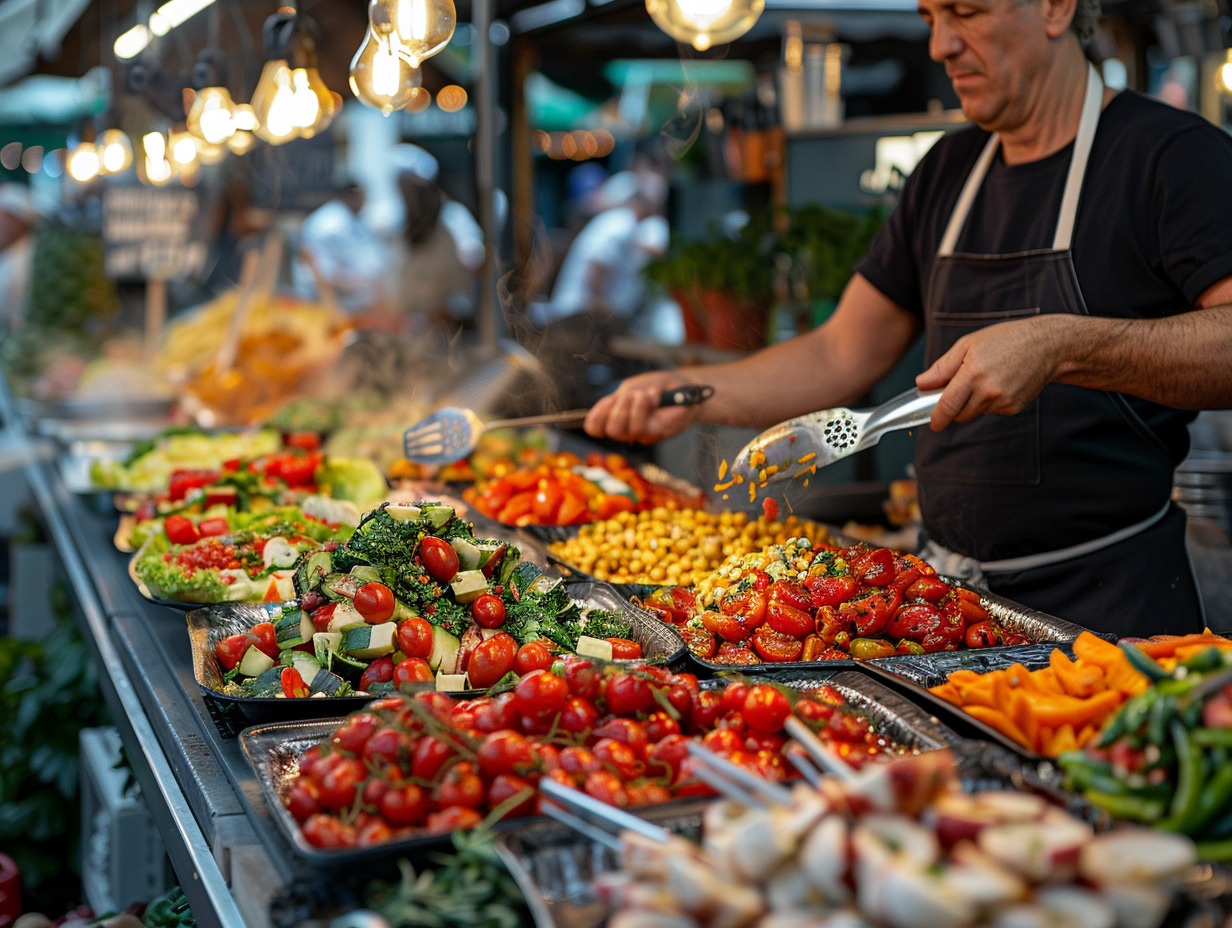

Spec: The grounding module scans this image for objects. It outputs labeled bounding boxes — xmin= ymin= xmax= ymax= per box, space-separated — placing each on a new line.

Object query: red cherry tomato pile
xmin=640 ymin=542 xmax=1026 ymax=666
xmin=464 ymin=452 xmax=705 ymax=526
xmin=285 ymin=667 xmax=890 ymax=849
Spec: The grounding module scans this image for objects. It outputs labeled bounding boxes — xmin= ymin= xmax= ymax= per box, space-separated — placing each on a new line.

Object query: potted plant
xmin=644 ymin=204 xmax=885 ymax=350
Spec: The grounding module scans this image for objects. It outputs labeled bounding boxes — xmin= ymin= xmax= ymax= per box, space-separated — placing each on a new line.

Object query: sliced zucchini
xmin=342 ymin=622 xmax=397 ymax=659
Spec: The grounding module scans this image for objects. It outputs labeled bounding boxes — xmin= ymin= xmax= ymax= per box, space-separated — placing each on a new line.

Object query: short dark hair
xmin=1072 ymin=0 xmax=1101 ymax=42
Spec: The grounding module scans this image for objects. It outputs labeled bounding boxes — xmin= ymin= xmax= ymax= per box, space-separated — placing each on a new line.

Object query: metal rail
xmin=0 ymin=382 xmax=249 ymax=928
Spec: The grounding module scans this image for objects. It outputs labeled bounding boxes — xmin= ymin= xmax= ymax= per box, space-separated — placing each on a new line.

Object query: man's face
xmin=918 ymin=0 xmax=1051 ymax=132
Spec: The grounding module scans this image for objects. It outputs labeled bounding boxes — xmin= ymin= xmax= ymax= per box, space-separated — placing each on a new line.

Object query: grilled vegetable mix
xmin=1059 ymin=635 xmax=1232 ymax=860
xmin=269 ymin=501 xmax=638 ymax=693
xmin=645 ymin=540 xmax=1024 ymax=666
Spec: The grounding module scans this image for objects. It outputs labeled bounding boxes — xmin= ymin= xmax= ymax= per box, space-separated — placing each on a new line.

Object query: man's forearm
xmin=1057 ymin=305 xmax=1232 ymax=408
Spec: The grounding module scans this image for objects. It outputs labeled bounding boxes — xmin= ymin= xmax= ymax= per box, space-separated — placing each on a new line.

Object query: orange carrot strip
xmin=965 ymin=705 xmax=1029 ymax=748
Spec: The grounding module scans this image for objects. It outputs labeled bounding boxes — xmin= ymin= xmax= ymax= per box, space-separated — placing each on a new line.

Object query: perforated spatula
xmin=728 ymin=387 xmax=941 ymax=487
xmin=402 ymin=384 xmax=715 ymax=465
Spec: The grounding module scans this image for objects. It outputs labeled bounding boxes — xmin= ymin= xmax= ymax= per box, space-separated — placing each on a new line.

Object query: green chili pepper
xmin=1099 ymin=693 xmax=1152 ymax=747
xmin=1189 ymin=727 xmax=1232 ymax=749
xmin=1058 ymin=751 xmax=1114 ymax=791
xmin=1083 ymin=789 xmax=1168 ymax=823
xmin=1192 ymin=762 xmax=1232 ymax=836
xmin=1120 ymin=643 xmax=1171 ymax=681
xmin=1182 ymin=647 xmax=1226 ymax=674
xmin=1195 ymin=838 xmax=1232 ymax=862
xmin=1147 ymin=694 xmax=1176 ymax=747
xmin=1157 ymin=720 xmax=1208 ymax=834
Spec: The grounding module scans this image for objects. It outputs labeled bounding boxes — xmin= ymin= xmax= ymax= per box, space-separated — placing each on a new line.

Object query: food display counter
xmin=5 ymin=364 xmax=1232 ymax=928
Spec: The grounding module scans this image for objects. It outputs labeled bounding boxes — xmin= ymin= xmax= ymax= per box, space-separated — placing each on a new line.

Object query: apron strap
xmin=936 ymin=61 xmax=1104 ymax=258
xmin=1053 ymin=62 xmax=1104 ymax=251
xmin=920 ymin=500 xmax=1172 ymax=584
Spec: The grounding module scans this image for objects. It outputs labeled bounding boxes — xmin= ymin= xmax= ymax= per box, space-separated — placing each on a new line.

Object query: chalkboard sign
xmin=102 ymin=184 xmax=209 ymax=281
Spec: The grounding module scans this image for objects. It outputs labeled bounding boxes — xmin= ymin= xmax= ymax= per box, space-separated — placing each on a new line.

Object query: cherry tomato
xmin=591 ymin=717 xmax=650 ymax=754
xmin=301 ymin=814 xmax=357 ymax=848
xmin=720 ymin=589 xmax=768 ymax=631
xmin=281 ymin=667 xmax=310 ymax=698
xmin=411 ymin=736 xmax=453 ymax=781
xmin=766 ymin=601 xmax=814 ymax=638
xmin=743 ymin=684 xmax=792 ymax=734
xmin=488 ymin=773 xmax=537 ymax=819
xmin=583 ymin=769 xmax=630 ymax=807
xmin=362 ymin=728 xmax=411 ymax=767
xmin=317 ymin=756 xmax=367 ymax=810
xmin=513 ymin=641 xmax=553 ymax=676
xmin=646 ymin=733 xmax=689 ymax=778
xmin=562 ymin=656 xmax=602 ymax=701
xmin=286 ymin=781 xmax=321 ymax=823
xmin=644 ymin=710 xmax=681 ymax=743
xmin=197 ymin=517 xmax=229 ymax=538
xmin=702 ymin=728 xmax=744 ymax=754
xmin=905 ymin=576 xmax=952 ymax=603
xmin=331 ymin=713 xmax=379 ymax=755
xmin=806 ymin=575 xmax=859 ymax=607
xmin=418 ymin=536 xmax=460 ymax=583
xmin=468 ymin=633 xmax=518 ymax=689
xmin=379 ymin=783 xmax=428 ymax=827
xmin=472 ymin=691 xmax=518 ymax=732
xmin=247 ymin=622 xmax=280 ymax=659
xmin=557 ymin=696 xmax=601 ymax=735
xmin=839 ymin=588 xmax=902 ymax=637
xmin=215 ymin=633 xmax=251 ymax=671
xmin=855 ymin=547 xmax=896 ymax=586
xmin=396 ymin=615 xmax=434 ymax=660
xmin=604 ymin=672 xmax=655 ymax=715
xmin=310 ymin=602 xmax=338 ymax=634
xmin=720 ymin=682 xmax=750 ymax=715
xmin=434 ymin=762 xmax=485 ymax=809
xmin=392 ymin=657 xmax=433 ymax=686
xmin=356 ymin=818 xmax=393 ymax=848
xmin=607 ymin=638 xmax=643 ymax=659
xmin=688 ymin=690 xmax=724 ymax=732
xmin=359 ymin=656 xmax=394 ymax=692
xmin=354 ymin=582 xmax=396 ymax=624
xmin=681 ymin=625 xmax=717 ymax=659
xmin=164 ymin=515 xmax=201 ymax=546
xmin=471 ymin=593 xmax=507 ymax=629
xmin=701 ymin=611 xmax=748 ymax=643
xmin=885 ymin=602 xmax=943 ymax=642
xmin=768 ymin=580 xmax=812 ymax=612
xmin=513 ymin=669 xmax=569 ymax=721
xmin=425 ymin=806 xmax=483 ymax=833
xmin=752 ymin=624 xmax=804 ymax=662
xmin=477 ymin=730 xmax=535 ymax=777
xmin=964 ymin=620 xmax=1002 ymax=648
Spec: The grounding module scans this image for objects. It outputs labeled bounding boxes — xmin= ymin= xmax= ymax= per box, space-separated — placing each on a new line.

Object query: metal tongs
xmin=728 ymin=387 xmax=941 ymax=487
xmin=402 ymin=385 xmax=715 ymax=465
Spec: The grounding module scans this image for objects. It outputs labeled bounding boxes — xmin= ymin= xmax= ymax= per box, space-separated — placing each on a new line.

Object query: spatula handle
xmin=486 ymin=385 xmax=715 ymax=430
xmin=864 ymin=387 xmax=942 ymax=435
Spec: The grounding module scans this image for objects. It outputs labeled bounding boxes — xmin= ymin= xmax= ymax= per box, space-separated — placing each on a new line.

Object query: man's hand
xmin=915 ymin=315 xmax=1079 ymax=430
xmin=583 ymin=370 xmax=707 ymax=443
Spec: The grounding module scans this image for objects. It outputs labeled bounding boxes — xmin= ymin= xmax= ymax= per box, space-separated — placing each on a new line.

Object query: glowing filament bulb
xmin=289 ymin=69 xmax=320 ymax=128
xmin=67 ymin=143 xmax=100 ymax=182
xmin=349 ymin=27 xmax=423 ymax=115
xmin=378 ymin=0 xmax=454 ymax=68
xmin=645 ymin=0 xmax=763 ymax=51
xmin=98 ymin=129 xmax=134 ymax=174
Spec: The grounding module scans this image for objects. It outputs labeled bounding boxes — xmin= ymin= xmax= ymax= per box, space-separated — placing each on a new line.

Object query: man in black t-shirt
xmin=584 ymin=0 xmax=1232 ymax=637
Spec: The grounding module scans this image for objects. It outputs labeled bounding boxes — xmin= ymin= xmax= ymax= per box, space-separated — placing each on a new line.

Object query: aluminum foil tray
xmin=239 ymin=665 xmax=949 ymax=865
xmin=191 ymin=581 xmax=687 ymax=723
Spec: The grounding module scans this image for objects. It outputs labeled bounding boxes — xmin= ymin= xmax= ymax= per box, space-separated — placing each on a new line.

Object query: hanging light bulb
xmin=141 ymin=132 xmax=173 ymax=185
xmin=67 ymin=141 xmax=100 ymax=183
xmin=250 ymin=9 xmax=340 ymax=143
xmin=227 ymin=104 xmax=258 ymax=154
xmin=645 ymin=0 xmax=763 ymax=51
xmin=169 ymin=128 xmax=200 ymax=171
xmin=349 ymin=27 xmax=423 ymax=115
xmin=187 ymin=86 xmax=238 ymax=145
xmin=97 ymin=129 xmax=135 ymax=175
xmin=251 ymin=59 xmax=298 ymax=143
xmin=373 ymin=0 xmax=454 ymax=68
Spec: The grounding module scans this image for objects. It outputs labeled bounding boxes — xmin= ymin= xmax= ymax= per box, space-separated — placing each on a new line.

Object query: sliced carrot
xmin=1136 ymin=633 xmax=1232 ymax=660
xmin=1050 ymin=649 xmax=1104 ymax=699
xmin=1007 ymin=688 xmax=1042 ymax=753
xmin=1048 ymin=723 xmax=1079 ymax=756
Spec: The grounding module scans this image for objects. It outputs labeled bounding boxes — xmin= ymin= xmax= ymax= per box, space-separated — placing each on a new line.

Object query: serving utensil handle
xmin=864 ymin=387 xmax=942 ymax=435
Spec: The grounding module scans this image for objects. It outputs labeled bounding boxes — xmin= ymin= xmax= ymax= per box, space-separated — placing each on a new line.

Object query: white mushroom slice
xmin=708 ymin=882 xmax=767 ymax=928
xmin=927 ymin=791 xmax=1047 ymax=847
xmin=799 ymin=814 xmax=852 ymax=905
xmin=622 ymin=832 xmax=699 ymax=879
xmin=976 ymin=815 xmax=1093 ymax=883
xmin=665 ymin=853 xmax=762 ymax=925
xmin=862 ymin=860 xmax=979 ymax=928
xmin=728 ymin=809 xmax=798 ymax=882
xmin=944 ymin=843 xmax=1029 ymax=908
xmin=1097 ymin=882 xmax=1173 ymax=928
xmin=764 ymin=861 xmax=828 ymax=913
xmin=1078 ymin=829 xmax=1198 ymax=888
xmin=1032 ymin=886 xmax=1116 ymax=928
xmin=857 ymin=815 xmax=940 ymax=869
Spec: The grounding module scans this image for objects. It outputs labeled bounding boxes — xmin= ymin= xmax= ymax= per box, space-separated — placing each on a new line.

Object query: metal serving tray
xmin=239 ymin=666 xmax=951 ymax=865
xmin=861 ymin=645 xmax=1065 ymax=760
xmin=191 ymin=581 xmax=688 ymax=723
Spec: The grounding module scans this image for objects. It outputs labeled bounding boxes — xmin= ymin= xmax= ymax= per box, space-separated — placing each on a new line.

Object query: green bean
xmin=1121 ymin=642 xmax=1171 ymax=681
xmin=1083 ymin=789 xmax=1167 ymax=823
xmin=1157 ymin=720 xmax=1208 ymax=834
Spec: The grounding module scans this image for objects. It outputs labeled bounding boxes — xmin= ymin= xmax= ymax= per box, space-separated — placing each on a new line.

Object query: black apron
xmin=915 ymin=64 xmax=1203 ymax=638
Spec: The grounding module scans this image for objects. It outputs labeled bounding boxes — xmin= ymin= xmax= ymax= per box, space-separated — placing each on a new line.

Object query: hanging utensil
xmin=403 ymin=384 xmax=714 ymax=465
xmin=728 ymin=387 xmax=941 ymax=487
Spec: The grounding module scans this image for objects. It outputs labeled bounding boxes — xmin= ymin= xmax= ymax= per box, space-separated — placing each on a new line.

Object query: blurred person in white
xmin=530 ymin=169 xmax=669 ymax=327
xmin=383 ymin=144 xmax=485 ymax=335
xmin=0 ymin=183 xmax=38 ymax=326
xmin=293 ymin=179 xmax=390 ymax=315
